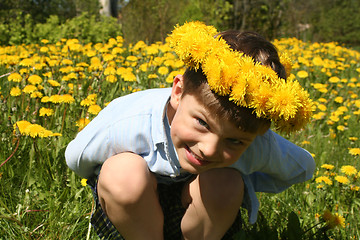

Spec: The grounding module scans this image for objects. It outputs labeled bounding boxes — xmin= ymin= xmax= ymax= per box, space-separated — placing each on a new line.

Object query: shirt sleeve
xmin=232 ymin=130 xmax=315 ymax=224
xmin=65 ymin=111 xmax=115 ymax=179
xmin=232 ymin=129 xmax=315 ymax=193
xmin=251 ymin=131 xmax=315 ymax=193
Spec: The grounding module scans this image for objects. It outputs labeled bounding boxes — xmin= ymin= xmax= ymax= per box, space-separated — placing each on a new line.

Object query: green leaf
xmin=286 ymin=211 xmax=303 ymax=240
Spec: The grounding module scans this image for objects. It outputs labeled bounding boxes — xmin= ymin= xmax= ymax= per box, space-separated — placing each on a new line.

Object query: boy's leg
xmin=97 ymin=152 xmax=164 ymax=240
xmin=181 ymin=168 xmax=244 ymax=240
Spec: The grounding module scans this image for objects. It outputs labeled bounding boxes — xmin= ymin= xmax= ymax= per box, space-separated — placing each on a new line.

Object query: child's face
xmin=168 ymin=75 xmax=258 ymax=174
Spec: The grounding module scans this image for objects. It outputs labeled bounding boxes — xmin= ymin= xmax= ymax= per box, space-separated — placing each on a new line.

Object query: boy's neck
xmin=166 ymin=101 xmax=176 ymax=126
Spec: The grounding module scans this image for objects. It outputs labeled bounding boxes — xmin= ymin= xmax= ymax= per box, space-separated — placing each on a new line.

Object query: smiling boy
xmin=65 ymin=22 xmax=315 ymax=239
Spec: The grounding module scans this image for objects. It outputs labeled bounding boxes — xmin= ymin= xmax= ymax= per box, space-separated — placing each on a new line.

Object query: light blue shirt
xmin=65 ymin=88 xmax=315 ymax=224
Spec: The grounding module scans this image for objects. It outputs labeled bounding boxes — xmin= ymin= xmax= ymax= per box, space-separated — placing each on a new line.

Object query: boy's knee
xmin=98 ymin=152 xmax=156 ymax=206
xmin=199 ymin=168 xmax=244 ymax=208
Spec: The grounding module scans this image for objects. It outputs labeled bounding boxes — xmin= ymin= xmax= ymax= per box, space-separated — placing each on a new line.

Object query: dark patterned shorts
xmin=87 ymin=177 xmax=242 ymax=240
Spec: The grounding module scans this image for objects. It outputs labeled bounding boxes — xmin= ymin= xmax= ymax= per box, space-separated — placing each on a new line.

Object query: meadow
xmin=0 ymin=35 xmax=359 ymax=239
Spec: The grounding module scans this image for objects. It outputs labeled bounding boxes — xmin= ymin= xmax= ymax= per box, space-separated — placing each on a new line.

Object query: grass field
xmin=0 ymin=36 xmax=359 ymax=239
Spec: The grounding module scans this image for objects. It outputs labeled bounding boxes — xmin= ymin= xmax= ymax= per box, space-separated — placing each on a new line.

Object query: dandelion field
xmin=0 ymin=36 xmax=360 ymax=239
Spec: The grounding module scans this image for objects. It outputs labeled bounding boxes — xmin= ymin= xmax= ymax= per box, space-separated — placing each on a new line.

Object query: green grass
xmin=0 ymin=37 xmax=359 ymax=239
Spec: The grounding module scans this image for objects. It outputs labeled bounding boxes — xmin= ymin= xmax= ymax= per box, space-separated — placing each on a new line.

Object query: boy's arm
xmin=65 ymin=114 xmax=154 ymax=179
xmin=65 ymin=118 xmax=114 ymax=179
xmin=233 ymin=130 xmax=315 ymax=193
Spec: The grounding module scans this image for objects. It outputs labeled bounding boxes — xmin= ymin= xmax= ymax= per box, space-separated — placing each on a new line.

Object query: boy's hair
xmin=182 ymin=30 xmax=286 ymax=134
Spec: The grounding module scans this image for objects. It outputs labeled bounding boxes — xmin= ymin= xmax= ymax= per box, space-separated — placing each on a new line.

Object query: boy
xmin=65 ymin=22 xmax=315 ymax=239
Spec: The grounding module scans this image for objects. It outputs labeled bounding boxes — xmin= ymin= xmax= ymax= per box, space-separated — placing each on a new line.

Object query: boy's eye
xmin=196 ymin=118 xmax=209 ymax=128
xmin=227 ymin=138 xmax=243 ymax=145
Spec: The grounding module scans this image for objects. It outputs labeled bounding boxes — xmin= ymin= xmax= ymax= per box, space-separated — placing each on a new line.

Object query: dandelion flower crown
xmin=168 ymin=21 xmax=314 ymax=133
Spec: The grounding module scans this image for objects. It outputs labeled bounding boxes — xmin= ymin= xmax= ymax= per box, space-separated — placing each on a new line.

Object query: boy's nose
xmin=198 ymin=136 xmax=221 ymax=159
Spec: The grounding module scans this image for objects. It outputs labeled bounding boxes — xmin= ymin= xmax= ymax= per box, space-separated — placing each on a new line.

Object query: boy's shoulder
xmin=109 ymin=88 xmax=171 ymax=108
xmin=104 ymin=88 xmax=171 ymax=115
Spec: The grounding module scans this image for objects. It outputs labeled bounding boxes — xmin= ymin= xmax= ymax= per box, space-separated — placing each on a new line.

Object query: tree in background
xmin=0 ymin=0 xmax=101 ymax=24
xmin=99 ymin=0 xmax=119 ymax=18
xmin=310 ymin=0 xmax=360 ymax=46
xmin=0 ymin=0 xmax=358 ymax=46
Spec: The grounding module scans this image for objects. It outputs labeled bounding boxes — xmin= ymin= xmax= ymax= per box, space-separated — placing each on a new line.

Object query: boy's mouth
xmin=185 ymin=145 xmax=210 ymax=166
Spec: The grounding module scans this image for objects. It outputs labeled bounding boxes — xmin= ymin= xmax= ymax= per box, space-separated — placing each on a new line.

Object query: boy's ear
xmin=169 ymin=74 xmax=184 ymax=110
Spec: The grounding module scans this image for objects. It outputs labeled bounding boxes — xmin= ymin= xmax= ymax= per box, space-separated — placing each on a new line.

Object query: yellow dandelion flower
xmin=10 ymin=87 xmax=22 ymax=96
xmin=8 ymin=72 xmax=22 ymax=82
xmin=30 ymin=91 xmax=43 ymax=99
xmin=329 ymin=76 xmax=340 ymax=83
xmin=13 ymin=120 xmax=31 ymax=135
xmin=315 ymin=176 xmax=333 ymax=185
xmin=329 ymin=115 xmax=340 ymax=122
xmin=116 ymin=67 xmax=129 ymax=75
xmin=126 ymin=55 xmax=138 ymax=61
xmin=41 ymin=96 xmax=50 ymax=103
xmin=88 ymin=104 xmax=102 ymax=115
xmin=337 ymin=125 xmax=345 ymax=131
xmin=122 ymin=72 xmax=137 ymax=82
xmin=296 ymin=70 xmax=309 ymax=78
xmin=80 ymin=98 xmax=95 ymax=107
xmin=103 ymin=53 xmax=115 ymax=61
xmin=23 ymin=124 xmax=51 ymax=138
xmin=111 ymin=47 xmax=124 ymax=55
xmin=301 ymin=140 xmax=310 ymax=145
xmin=19 ymin=68 xmax=29 ymax=75
xmin=335 ymin=175 xmax=350 ymax=184
xmin=158 ymin=66 xmax=169 ymax=75
xmin=39 ymin=107 xmax=54 ymax=117
xmin=331 ymin=213 xmax=345 ymax=228
xmin=317 ymin=104 xmax=327 ymax=111
xmin=104 ymin=66 xmax=116 ymax=75
xmin=40 ymin=46 xmax=49 ymax=53
xmin=28 ymin=75 xmax=42 ymax=85
xmin=60 ymin=94 xmax=75 ymax=104
xmin=334 ymin=96 xmax=343 ymax=103
xmin=48 ymin=80 xmax=61 ymax=87
xmin=248 ymin=84 xmax=274 ymax=118
xmin=76 ymin=118 xmax=90 ymax=131
xmin=51 ymin=132 xmax=62 ymax=137
xmin=312 ymin=112 xmax=326 ymax=120
xmin=59 ymin=66 xmax=73 ymax=73
xmin=340 ymin=165 xmax=357 ymax=176
xmin=321 ymin=164 xmax=335 ymax=170
xmin=106 ymin=75 xmax=117 ymax=83
xmin=349 ymin=148 xmax=360 ymax=156
xmin=267 ymin=80 xmax=300 ymax=121
xmin=166 ymin=70 xmax=183 ymax=83
xmin=348 ymin=137 xmax=358 ymax=141
xmin=81 ymin=178 xmax=88 ymax=187
xmin=87 ymin=94 xmax=97 ymax=101
xmin=312 ymin=83 xmax=327 ymax=89
xmin=139 ymin=63 xmax=149 ymax=72
xmin=148 ymin=74 xmax=158 ymax=79
xmin=312 ymin=56 xmax=323 ymax=66
xmin=19 ymin=58 xmax=35 ymax=67
xmin=22 ymin=85 xmax=37 ymax=94
xmin=279 ymin=52 xmax=292 ymax=78
xmin=61 ymin=59 xmax=74 ymax=65
xmin=48 ymin=94 xmax=62 ymax=103
xmin=229 ymin=76 xmax=248 ymax=106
